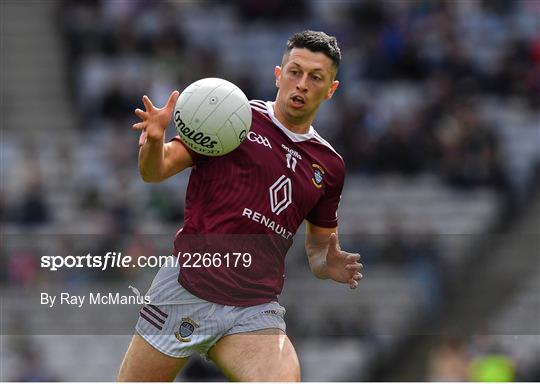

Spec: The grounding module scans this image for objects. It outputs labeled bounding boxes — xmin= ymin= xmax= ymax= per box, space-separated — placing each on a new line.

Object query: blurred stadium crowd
xmin=1 ymin=0 xmax=539 ymax=381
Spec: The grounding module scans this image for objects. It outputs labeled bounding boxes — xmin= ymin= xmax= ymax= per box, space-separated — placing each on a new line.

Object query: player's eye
xmin=310 ymin=74 xmax=322 ymax=81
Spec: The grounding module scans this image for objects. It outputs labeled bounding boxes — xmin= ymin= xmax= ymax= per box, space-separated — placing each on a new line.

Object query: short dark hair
xmin=284 ymin=30 xmax=341 ymax=69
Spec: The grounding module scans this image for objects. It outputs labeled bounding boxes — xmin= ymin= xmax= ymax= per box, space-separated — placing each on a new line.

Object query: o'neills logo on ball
xmin=174 ymin=111 xmax=218 ymax=149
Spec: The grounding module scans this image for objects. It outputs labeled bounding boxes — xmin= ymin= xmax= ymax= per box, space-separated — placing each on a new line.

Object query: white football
xmin=173 ymin=78 xmax=252 ymax=156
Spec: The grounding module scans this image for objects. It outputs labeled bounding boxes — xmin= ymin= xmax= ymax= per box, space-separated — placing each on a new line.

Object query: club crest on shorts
xmin=311 ymin=164 xmax=325 ymax=188
xmin=175 ymin=317 xmax=200 ymax=342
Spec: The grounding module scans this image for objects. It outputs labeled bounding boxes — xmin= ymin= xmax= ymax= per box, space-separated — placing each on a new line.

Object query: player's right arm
xmin=133 ymin=91 xmax=193 ymax=182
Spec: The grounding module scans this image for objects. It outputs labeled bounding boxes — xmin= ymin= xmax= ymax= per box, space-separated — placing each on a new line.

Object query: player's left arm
xmin=305 ymin=222 xmax=363 ymax=289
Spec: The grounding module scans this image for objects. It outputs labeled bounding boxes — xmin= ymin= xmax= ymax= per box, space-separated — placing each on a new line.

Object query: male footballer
xmin=118 ymin=30 xmax=363 ymax=381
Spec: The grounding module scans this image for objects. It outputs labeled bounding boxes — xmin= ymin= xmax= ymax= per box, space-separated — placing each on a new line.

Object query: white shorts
xmin=135 ymin=265 xmax=286 ymax=359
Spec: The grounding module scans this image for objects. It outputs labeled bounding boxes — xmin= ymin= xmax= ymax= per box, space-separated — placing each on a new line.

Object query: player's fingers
xmin=345 ymin=262 xmax=363 ymax=271
xmin=347 ymin=270 xmax=362 ymax=283
xmin=349 ymin=280 xmax=359 ymax=289
xmin=134 ymin=108 xmax=148 ymax=120
xmin=346 ymin=253 xmax=361 ymax=263
xmin=132 ymin=122 xmax=146 ymax=130
xmin=165 ymin=90 xmax=180 ymax=110
xmin=142 ymin=95 xmax=154 ymax=112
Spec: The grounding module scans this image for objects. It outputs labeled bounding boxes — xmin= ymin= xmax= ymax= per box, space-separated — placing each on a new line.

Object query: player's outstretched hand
xmin=325 ymin=233 xmax=363 ymax=289
xmin=133 ymin=91 xmax=179 ymax=145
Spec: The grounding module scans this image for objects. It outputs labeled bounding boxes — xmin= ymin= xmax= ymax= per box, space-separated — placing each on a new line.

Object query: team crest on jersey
xmin=311 ymin=164 xmax=325 ymax=188
xmin=175 ymin=317 xmax=199 ymax=342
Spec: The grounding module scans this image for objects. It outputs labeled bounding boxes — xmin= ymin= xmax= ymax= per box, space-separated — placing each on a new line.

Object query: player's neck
xmin=272 ymin=101 xmax=313 ymax=134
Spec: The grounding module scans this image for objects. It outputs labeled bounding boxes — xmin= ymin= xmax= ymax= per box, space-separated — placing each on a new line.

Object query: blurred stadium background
xmin=1 ymin=0 xmax=539 ymax=381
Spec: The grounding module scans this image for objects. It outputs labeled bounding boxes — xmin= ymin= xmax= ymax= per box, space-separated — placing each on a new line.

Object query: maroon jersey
xmin=172 ymin=100 xmax=345 ymax=306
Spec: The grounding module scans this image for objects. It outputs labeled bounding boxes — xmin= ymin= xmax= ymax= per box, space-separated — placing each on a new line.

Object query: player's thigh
xmin=117 ymin=333 xmax=190 ymax=382
xmin=208 ymin=329 xmax=301 ymax=381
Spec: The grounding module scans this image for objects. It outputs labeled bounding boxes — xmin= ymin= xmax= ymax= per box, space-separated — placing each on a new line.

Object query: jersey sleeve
xmin=306 ymin=161 xmax=345 ymax=228
xmin=170 ymin=135 xmax=208 ymax=166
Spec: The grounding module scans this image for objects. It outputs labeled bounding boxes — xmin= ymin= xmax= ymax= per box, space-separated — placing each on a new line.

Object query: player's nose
xmin=296 ymin=75 xmax=308 ymax=92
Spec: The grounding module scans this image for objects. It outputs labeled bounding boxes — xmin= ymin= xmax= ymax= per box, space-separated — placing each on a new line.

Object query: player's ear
xmin=325 ymin=80 xmax=339 ymax=100
xmin=275 ymin=66 xmax=282 ymax=88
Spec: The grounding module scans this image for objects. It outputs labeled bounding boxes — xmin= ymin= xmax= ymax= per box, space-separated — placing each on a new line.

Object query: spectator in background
xmin=469 ymin=353 xmax=516 ymax=382
xmin=373 ymin=113 xmax=428 ymax=176
xmin=527 ymin=38 xmax=540 ymax=108
xmin=235 ymin=0 xmax=307 ymax=22
xmin=405 ymin=231 xmax=446 ymax=315
xmin=436 ymin=102 xmax=509 ymax=191
xmin=332 ymin=99 xmax=375 ymax=173
xmin=7 ymin=248 xmax=40 ymax=286
xmin=15 ymin=169 xmax=49 ymax=227
xmin=427 ymin=336 xmax=470 ymax=381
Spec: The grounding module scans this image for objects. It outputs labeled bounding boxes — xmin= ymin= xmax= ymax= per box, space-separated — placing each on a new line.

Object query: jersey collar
xmin=266 ymin=101 xmax=316 ymax=142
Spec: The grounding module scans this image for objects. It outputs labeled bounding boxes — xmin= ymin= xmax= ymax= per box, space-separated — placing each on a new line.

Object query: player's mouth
xmin=290 ymin=95 xmax=306 ymax=109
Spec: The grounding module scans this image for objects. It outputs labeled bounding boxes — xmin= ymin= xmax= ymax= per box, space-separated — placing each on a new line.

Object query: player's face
xmin=274 ymin=48 xmax=339 ymax=127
